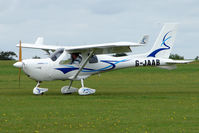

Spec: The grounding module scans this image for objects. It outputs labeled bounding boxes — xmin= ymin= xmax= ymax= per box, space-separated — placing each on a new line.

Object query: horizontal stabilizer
xmin=166 ymin=60 xmax=193 ymax=64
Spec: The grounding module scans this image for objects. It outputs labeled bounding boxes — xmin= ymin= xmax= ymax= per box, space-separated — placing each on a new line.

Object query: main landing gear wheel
xmin=78 ymin=79 xmax=96 ymax=96
xmin=61 ymin=79 xmax=96 ymax=95
xmin=61 ymin=80 xmax=78 ymax=94
xmin=33 ymin=81 xmax=48 ymax=95
xmin=61 ymin=86 xmax=78 ymax=94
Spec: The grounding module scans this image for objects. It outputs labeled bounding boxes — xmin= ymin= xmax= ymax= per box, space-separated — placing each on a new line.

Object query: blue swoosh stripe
xmin=55 ymin=68 xmax=79 ymax=74
xmin=55 ymin=59 xmax=129 ymax=74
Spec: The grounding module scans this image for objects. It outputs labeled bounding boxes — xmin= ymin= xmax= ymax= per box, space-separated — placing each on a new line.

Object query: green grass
xmin=1 ymin=60 xmax=199 ymax=133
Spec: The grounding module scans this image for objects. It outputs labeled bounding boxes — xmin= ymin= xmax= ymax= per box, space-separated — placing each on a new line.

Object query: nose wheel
xmin=33 ymin=81 xmax=48 ymax=95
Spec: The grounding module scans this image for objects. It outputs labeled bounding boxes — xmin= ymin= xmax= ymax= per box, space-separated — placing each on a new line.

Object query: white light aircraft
xmin=13 ymin=23 xmax=192 ymax=95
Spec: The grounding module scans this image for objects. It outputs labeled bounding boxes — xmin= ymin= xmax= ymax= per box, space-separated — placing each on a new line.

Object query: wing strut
xmin=68 ymin=50 xmax=95 ymax=89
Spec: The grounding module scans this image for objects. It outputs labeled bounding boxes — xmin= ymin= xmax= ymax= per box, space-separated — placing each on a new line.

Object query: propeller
xmin=13 ymin=41 xmax=23 ymax=88
xmin=18 ymin=40 xmax=22 ymax=88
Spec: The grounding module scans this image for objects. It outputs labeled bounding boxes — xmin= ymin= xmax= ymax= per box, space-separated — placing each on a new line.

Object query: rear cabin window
xmin=89 ymin=55 xmax=98 ymax=63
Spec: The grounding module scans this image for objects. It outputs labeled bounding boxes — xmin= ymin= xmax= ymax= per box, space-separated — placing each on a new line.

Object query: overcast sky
xmin=0 ymin=0 xmax=198 ymax=59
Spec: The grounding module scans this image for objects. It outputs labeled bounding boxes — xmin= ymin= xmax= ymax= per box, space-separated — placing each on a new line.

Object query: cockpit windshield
xmin=50 ymin=48 xmax=64 ymax=61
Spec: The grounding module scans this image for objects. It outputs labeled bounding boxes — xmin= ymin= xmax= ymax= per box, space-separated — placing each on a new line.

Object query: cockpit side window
xmin=59 ymin=53 xmax=82 ymax=65
xmin=50 ymin=49 xmax=64 ymax=61
xmin=71 ymin=53 xmax=82 ymax=65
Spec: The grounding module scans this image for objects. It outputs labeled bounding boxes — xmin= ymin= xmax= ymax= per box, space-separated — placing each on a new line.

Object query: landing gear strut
xmin=61 ymin=50 xmax=96 ymax=95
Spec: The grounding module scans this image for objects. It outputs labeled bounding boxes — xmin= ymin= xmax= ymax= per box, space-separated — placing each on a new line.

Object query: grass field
xmin=0 ymin=60 xmax=199 ymax=133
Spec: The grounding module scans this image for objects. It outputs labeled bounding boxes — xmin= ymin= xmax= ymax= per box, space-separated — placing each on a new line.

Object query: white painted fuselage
xmin=21 ymin=54 xmax=170 ymax=82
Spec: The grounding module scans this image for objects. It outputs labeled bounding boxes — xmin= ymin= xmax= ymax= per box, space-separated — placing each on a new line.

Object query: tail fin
xmin=147 ymin=23 xmax=178 ymax=58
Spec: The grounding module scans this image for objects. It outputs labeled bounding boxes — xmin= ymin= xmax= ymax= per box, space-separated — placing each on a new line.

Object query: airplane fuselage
xmin=21 ymin=54 xmax=169 ymax=81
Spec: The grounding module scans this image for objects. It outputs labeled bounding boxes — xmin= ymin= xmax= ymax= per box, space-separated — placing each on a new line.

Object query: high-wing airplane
xmin=13 ymin=23 xmax=192 ymax=95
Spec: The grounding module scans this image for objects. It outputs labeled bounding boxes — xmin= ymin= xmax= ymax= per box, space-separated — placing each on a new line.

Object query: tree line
xmin=0 ymin=51 xmax=17 ymax=60
xmin=0 ymin=51 xmax=40 ymax=60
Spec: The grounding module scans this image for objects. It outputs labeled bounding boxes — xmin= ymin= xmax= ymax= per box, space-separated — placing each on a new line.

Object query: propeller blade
xmin=19 ymin=40 xmax=22 ymax=62
xmin=18 ymin=40 xmax=22 ymax=88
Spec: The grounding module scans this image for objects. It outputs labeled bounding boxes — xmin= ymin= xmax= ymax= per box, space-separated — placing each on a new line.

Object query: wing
xmin=64 ymin=42 xmax=144 ymax=54
xmin=17 ymin=37 xmax=145 ymax=54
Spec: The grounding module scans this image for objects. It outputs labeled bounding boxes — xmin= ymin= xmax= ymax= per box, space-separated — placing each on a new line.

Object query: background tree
xmin=195 ymin=56 xmax=199 ymax=61
xmin=169 ymin=54 xmax=184 ymax=60
xmin=0 ymin=51 xmax=17 ymax=60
